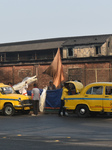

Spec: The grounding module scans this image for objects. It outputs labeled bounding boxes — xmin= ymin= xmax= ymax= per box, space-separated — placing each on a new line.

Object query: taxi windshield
xmin=1 ymin=87 xmax=15 ymax=94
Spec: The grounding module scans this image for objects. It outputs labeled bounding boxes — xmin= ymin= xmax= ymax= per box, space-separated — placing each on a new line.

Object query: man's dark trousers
xmin=33 ymin=100 xmax=39 ymax=115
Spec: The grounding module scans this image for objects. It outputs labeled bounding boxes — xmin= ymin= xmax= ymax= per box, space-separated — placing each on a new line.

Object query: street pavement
xmin=0 ymin=113 xmax=112 ymax=150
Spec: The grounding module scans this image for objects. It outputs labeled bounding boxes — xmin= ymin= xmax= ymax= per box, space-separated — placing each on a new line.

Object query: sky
xmin=0 ymin=0 xmax=112 ymax=44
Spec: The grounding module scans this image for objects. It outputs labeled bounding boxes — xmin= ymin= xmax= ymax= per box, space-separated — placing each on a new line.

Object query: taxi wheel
xmin=3 ymin=104 xmax=15 ymax=116
xmin=76 ymin=105 xmax=89 ymax=118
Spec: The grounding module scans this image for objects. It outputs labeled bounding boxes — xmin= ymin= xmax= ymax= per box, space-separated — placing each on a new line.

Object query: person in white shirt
xmin=31 ymin=83 xmax=40 ymax=116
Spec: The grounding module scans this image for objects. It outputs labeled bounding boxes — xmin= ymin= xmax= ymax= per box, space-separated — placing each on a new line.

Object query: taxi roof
xmin=80 ymin=82 xmax=112 ymax=95
xmin=0 ymin=83 xmax=9 ymax=87
xmin=86 ymin=82 xmax=112 ymax=86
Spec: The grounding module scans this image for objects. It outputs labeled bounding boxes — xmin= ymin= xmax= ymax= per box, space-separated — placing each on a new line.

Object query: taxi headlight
xmin=18 ymin=98 xmax=21 ymax=102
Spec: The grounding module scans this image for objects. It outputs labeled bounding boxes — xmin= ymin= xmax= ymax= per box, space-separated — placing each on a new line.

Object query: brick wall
xmin=0 ymin=62 xmax=111 ymax=90
xmin=37 ymin=65 xmax=53 ymax=89
xmin=0 ymin=66 xmax=13 ymax=84
xmin=85 ymin=62 xmax=110 ymax=85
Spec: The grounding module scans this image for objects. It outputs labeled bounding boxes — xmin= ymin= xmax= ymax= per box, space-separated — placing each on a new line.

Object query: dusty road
xmin=0 ymin=113 xmax=112 ymax=150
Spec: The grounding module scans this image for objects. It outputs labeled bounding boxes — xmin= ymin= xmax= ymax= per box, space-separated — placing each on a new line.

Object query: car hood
xmin=1 ymin=93 xmax=31 ymax=100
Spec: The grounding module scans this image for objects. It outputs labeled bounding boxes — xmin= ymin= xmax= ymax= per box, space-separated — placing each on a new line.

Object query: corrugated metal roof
xmin=0 ymin=34 xmax=111 ymax=52
xmin=0 ymin=41 xmax=65 ymax=52
xmin=62 ymin=34 xmax=111 ymax=46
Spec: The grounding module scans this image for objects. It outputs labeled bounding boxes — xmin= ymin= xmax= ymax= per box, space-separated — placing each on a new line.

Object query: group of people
xmin=8 ymin=80 xmax=70 ymax=117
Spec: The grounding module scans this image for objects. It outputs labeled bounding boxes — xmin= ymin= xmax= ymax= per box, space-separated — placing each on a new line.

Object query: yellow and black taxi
xmin=64 ymin=82 xmax=112 ymax=117
xmin=0 ymin=83 xmax=32 ymax=116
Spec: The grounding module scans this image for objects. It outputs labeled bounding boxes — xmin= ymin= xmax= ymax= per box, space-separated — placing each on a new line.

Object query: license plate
xmin=24 ymin=107 xmax=30 ymax=110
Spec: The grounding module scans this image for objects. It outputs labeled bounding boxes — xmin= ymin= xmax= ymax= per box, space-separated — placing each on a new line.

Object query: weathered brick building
xmin=0 ymin=34 xmax=112 ymax=89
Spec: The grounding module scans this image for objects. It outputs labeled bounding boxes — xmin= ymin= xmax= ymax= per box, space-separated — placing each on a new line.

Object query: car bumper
xmin=14 ymin=104 xmax=32 ymax=110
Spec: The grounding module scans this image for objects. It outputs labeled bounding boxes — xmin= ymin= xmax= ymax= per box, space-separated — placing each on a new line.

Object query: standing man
xmin=47 ymin=80 xmax=56 ymax=90
xmin=31 ymin=83 xmax=40 ymax=116
xmin=58 ymin=82 xmax=69 ymax=116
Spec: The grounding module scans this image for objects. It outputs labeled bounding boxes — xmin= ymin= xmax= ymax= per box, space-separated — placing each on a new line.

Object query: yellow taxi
xmin=64 ymin=82 xmax=112 ymax=117
xmin=0 ymin=83 xmax=32 ymax=116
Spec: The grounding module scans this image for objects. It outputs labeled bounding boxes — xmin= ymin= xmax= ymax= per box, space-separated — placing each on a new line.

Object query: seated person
xmin=68 ymin=83 xmax=76 ymax=95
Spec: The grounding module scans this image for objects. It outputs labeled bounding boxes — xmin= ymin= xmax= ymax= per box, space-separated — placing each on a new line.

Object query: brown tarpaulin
xmin=43 ymin=48 xmax=64 ymax=87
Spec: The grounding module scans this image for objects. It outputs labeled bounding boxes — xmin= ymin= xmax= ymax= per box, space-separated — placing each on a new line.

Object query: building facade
xmin=0 ymin=34 xmax=112 ymax=89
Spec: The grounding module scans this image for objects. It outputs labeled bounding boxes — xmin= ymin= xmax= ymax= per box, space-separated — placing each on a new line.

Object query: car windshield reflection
xmin=1 ymin=87 xmax=15 ymax=94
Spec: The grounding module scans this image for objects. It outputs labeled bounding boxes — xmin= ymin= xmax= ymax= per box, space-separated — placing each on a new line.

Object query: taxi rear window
xmin=105 ymin=86 xmax=112 ymax=95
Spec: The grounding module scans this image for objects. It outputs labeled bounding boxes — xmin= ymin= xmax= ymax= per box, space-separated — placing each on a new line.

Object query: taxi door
xmin=103 ymin=86 xmax=112 ymax=112
xmin=84 ymin=86 xmax=103 ymax=112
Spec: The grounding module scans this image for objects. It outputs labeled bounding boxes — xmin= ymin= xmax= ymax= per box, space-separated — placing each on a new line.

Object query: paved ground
xmin=0 ymin=113 xmax=112 ymax=149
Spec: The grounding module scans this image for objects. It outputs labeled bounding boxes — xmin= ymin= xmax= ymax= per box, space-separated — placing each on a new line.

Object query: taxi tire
xmin=76 ymin=105 xmax=90 ymax=118
xmin=3 ymin=104 xmax=15 ymax=116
